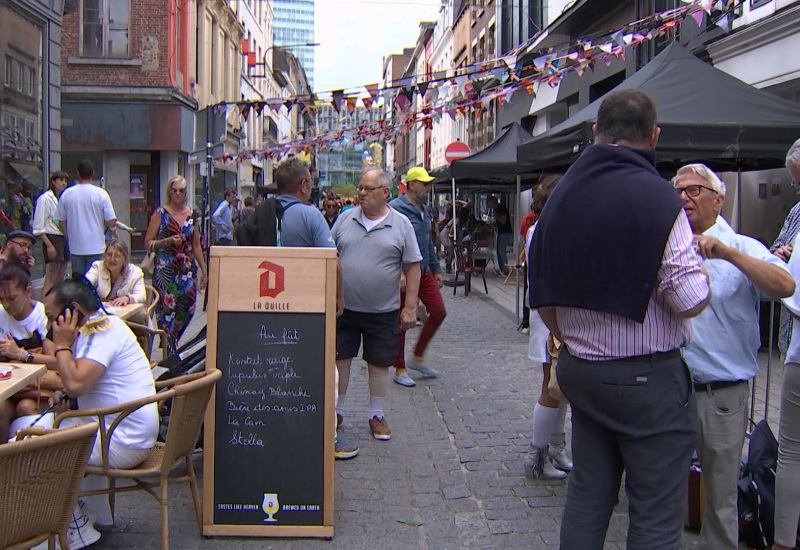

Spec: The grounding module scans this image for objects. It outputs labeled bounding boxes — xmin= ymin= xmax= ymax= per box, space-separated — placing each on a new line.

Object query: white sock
xmin=336 ymin=393 xmax=347 ymax=417
xmin=553 ymin=402 xmax=568 ymax=435
xmin=368 ymin=396 xmax=385 ymax=420
xmin=532 ymin=403 xmax=560 ymax=449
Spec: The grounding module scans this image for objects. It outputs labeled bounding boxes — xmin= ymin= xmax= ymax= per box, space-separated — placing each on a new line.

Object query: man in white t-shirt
xmin=45 ymin=276 xmax=157 ymax=548
xmin=55 ymin=159 xmax=117 ymax=276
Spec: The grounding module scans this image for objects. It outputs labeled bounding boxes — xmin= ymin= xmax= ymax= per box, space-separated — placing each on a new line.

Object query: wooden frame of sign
xmin=203 ymin=246 xmax=337 ymax=538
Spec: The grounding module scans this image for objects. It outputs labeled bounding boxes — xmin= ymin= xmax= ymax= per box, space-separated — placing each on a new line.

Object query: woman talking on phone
xmin=144 ymin=175 xmax=207 ymax=354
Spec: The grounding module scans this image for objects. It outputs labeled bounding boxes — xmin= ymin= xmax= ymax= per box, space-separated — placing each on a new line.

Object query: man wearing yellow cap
xmin=389 ymin=167 xmax=446 ymax=386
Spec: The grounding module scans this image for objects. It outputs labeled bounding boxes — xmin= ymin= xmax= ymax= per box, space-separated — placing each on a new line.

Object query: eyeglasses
xmin=674 ymin=184 xmax=718 ymax=198
xmin=357 ymin=185 xmax=384 ymax=193
xmin=8 ymin=240 xmax=31 ymax=251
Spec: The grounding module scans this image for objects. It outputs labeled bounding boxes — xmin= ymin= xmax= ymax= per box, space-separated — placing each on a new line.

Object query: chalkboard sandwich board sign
xmin=203 ymin=247 xmax=337 ymax=538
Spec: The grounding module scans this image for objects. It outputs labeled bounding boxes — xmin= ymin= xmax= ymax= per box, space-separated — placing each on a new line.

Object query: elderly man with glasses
xmin=1 ymin=230 xmax=36 ymax=270
xmin=673 ymin=163 xmax=795 ymax=550
xmin=332 ymin=169 xmax=421 ymax=441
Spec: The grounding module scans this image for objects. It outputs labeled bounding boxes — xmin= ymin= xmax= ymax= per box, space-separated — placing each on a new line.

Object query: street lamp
xmin=250 ymin=42 xmax=319 ymax=79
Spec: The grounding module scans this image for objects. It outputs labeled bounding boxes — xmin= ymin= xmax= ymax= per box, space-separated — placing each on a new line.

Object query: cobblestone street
xmin=89 ymin=275 xmax=781 ymax=549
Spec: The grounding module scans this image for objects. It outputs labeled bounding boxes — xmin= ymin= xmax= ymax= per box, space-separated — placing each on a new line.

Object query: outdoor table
xmin=104 ymin=302 xmax=145 ymax=321
xmin=0 ymin=363 xmax=47 ymax=401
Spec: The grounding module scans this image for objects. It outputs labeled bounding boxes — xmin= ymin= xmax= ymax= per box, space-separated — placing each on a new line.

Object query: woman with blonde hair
xmin=85 ymin=239 xmax=146 ymax=306
xmin=144 ymin=175 xmax=207 ymax=353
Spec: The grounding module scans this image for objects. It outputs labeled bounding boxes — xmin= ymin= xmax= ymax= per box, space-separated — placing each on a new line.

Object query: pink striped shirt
xmin=555 ymin=211 xmax=709 ymax=360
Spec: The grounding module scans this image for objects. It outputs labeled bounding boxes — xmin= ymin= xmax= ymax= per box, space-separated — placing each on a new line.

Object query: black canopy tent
xmin=517 ymin=42 xmax=800 ymax=174
xmin=439 ymin=123 xmax=536 ymax=319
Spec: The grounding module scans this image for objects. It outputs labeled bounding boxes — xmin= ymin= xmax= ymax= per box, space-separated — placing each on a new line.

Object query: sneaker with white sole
xmin=405 ymin=357 xmax=439 ymax=378
xmin=523 ymin=444 xmax=567 ymax=479
xmin=66 ymin=501 xmax=102 ymax=549
xmin=393 ymin=373 xmax=417 ymax=387
xmin=369 ymin=415 xmax=391 ymax=440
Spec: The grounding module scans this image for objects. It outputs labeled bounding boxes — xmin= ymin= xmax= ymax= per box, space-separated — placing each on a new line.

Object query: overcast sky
xmin=314 ymin=0 xmax=443 ymax=94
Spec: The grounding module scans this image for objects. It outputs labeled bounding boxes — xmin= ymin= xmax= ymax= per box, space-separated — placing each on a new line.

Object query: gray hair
xmin=364 ymin=169 xmax=394 ymax=190
xmin=672 ymin=163 xmax=726 ymax=196
xmin=787 ymin=138 xmax=800 ymax=168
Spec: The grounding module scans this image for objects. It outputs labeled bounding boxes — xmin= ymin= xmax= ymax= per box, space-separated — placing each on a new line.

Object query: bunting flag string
xmin=213 ymin=0 xmax=739 ymax=162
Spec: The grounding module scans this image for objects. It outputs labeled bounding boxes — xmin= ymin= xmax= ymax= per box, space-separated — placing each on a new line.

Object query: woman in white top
xmin=85 ymin=239 xmax=146 ymax=306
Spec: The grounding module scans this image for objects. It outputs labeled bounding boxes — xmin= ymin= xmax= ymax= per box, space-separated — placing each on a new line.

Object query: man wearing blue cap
xmin=389 ymin=167 xmax=446 ymax=387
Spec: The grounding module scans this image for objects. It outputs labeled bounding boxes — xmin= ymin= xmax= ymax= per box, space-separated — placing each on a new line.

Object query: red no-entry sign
xmin=444 ymin=141 xmax=471 ymax=164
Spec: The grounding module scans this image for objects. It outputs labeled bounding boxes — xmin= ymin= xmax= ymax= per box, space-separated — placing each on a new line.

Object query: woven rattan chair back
xmin=0 ymin=422 xmax=98 ymax=550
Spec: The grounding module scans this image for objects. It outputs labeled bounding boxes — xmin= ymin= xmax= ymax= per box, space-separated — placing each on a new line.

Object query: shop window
xmin=82 ymin=0 xmax=130 ymax=58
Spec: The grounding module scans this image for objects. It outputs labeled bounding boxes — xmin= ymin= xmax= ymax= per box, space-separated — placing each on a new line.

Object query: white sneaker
xmin=67 ymin=501 xmax=102 ymax=549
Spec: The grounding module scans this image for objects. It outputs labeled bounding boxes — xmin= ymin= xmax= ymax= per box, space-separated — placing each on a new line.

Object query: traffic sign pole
xmin=444 ymin=141 xmax=471 ymax=236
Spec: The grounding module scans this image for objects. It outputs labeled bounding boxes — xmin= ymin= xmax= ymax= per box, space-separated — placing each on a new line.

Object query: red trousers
xmin=395 ymin=270 xmax=447 ymax=368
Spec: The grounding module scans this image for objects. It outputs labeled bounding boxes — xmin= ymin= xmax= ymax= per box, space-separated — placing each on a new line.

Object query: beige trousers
xmin=695 ymin=382 xmax=749 ymax=550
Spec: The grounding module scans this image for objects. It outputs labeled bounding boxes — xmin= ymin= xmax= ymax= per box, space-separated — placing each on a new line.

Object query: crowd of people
xmin=3 ymin=88 xmax=800 ymax=550
xmin=0 ymin=159 xmax=207 ymax=548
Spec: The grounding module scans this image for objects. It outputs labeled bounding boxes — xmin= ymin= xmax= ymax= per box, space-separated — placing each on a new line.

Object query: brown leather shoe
xmin=368 ymin=415 xmax=391 ymax=440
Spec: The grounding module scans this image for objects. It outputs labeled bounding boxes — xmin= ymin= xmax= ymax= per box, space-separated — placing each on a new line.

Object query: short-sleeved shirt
xmin=55 ymin=183 xmax=116 ymax=255
xmin=73 ymin=314 xmax=158 ymax=449
xmin=33 ymin=190 xmax=62 ymax=236
xmin=277 ymin=195 xmax=335 ymax=248
xmin=683 ymin=218 xmax=790 ymax=383
xmin=331 ymin=206 xmax=422 ymax=313
xmin=0 ymin=301 xmax=47 ymax=350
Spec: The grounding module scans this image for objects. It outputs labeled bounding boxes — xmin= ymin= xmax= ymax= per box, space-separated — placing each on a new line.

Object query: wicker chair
xmin=53 ymin=369 xmax=221 ymax=550
xmin=126 ymin=320 xmax=169 ymax=364
xmin=0 ymin=422 xmax=98 ymax=550
xmin=145 ymin=284 xmax=159 ymax=318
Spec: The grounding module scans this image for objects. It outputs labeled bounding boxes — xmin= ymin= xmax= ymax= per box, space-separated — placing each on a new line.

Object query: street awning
xmin=8 ymin=161 xmax=44 ymax=187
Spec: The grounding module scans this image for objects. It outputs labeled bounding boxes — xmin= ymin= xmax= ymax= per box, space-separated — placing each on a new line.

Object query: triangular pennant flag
xmin=346 ymin=97 xmax=357 ymax=114
xmin=455 ymin=75 xmax=468 ymax=96
xmin=331 ymin=90 xmax=345 ymax=113
xmin=254 ymin=102 xmax=265 ymax=116
xmin=417 ymin=81 xmax=429 ymax=99
xmin=503 ymin=54 xmax=518 ymax=69
xmin=505 ymin=88 xmax=515 ymax=104
xmin=533 ymin=56 xmax=547 ymax=71
xmin=239 ymin=104 xmax=251 ymax=121
xmin=362 ymin=96 xmax=374 ymax=110
xmin=472 ymin=80 xmax=485 ymax=96
xmin=428 ymin=87 xmax=440 ymax=104
xmin=611 ymin=30 xmax=625 ymax=49
xmin=598 ymin=42 xmax=613 ymax=54
xmin=395 ymin=93 xmax=410 ymax=111
xmin=623 ymin=34 xmax=633 ymax=45
xmin=691 ymin=10 xmax=704 ymax=26
xmin=365 ymin=83 xmax=379 ymax=100
xmin=715 ymin=14 xmax=730 ymax=31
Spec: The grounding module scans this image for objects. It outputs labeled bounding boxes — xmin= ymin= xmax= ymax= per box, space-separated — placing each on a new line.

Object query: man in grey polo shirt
xmin=332 ymin=169 xmax=422 ymax=441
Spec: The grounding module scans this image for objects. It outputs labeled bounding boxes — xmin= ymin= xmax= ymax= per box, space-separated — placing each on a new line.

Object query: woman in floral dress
xmin=144 ymin=175 xmax=207 ymax=353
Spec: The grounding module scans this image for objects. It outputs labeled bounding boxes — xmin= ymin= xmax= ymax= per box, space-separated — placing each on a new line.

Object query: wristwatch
xmin=24 ymin=351 xmax=33 ymax=363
